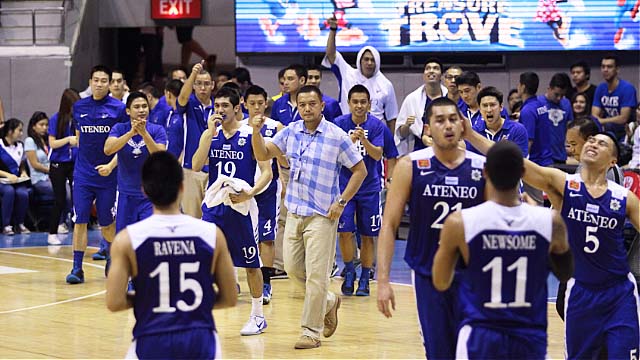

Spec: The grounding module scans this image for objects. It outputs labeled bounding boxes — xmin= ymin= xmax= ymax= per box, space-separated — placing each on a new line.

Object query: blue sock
xmin=99 ymin=238 xmax=108 ymax=251
xmin=360 ymin=267 xmax=371 ymax=282
xmin=344 ymin=261 xmax=355 ymax=272
xmin=73 ymin=251 xmax=84 ymax=271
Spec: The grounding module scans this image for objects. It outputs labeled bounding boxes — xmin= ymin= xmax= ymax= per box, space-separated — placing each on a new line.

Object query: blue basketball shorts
xmin=72 ymin=182 xmax=116 ymax=226
xmin=115 ymin=193 xmax=153 ymax=232
xmin=254 ymin=180 xmax=281 ymax=242
xmin=338 ymin=191 xmax=381 ymax=236
xmin=126 ymin=328 xmax=220 ymax=359
xmin=456 ymin=324 xmax=546 ymax=359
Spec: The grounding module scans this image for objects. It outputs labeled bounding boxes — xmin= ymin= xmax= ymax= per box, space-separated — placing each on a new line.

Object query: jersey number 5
xmin=149 ymin=261 xmax=203 ymax=313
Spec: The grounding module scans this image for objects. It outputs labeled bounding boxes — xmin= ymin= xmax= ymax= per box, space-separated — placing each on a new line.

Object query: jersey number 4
xmin=482 ymin=256 xmax=532 ymax=309
xmin=149 ymin=261 xmax=203 ymax=313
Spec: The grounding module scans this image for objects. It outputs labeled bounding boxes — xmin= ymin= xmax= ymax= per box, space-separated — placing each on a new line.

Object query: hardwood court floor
xmin=0 ymin=245 xmax=566 ymax=359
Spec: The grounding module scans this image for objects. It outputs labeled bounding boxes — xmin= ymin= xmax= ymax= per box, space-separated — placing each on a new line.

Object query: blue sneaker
xmin=105 ymin=256 xmax=111 ymax=277
xmin=92 ymin=248 xmax=108 ymax=261
xmin=263 ymin=283 xmax=272 ymax=304
xmin=127 ymin=280 xmax=135 ymax=296
xmin=356 ymin=278 xmax=370 ymax=296
xmin=341 ymin=269 xmax=356 ymax=296
xmin=66 ymin=268 xmax=84 ymax=284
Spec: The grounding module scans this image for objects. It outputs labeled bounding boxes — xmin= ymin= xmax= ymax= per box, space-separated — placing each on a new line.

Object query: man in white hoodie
xmin=323 ymin=17 xmax=398 ymax=133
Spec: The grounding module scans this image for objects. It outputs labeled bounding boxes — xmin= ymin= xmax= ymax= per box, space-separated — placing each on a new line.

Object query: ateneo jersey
xmin=560 ymin=173 xmax=629 ymax=285
xmin=406 ymin=148 xmax=486 ymax=276
xmin=207 ymin=124 xmax=256 ymax=188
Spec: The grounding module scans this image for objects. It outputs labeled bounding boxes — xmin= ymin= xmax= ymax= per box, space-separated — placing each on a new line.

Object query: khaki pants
xmin=182 ymin=168 xmax=208 ymax=219
xmin=274 ymin=167 xmax=290 ymax=271
xmin=283 ymin=212 xmax=339 ymax=339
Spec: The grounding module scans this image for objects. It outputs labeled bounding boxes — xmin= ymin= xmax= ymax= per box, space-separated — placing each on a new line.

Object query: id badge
xmin=293 ymin=167 xmax=301 ymax=181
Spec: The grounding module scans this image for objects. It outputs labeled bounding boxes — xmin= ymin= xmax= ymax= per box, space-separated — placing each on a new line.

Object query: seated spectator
xmin=0 ymin=118 xmax=31 ymax=235
xmin=571 ymin=92 xmax=602 ymax=130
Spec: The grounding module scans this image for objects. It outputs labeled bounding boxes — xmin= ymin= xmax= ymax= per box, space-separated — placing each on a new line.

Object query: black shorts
xmin=176 ymin=26 xmax=194 ymax=44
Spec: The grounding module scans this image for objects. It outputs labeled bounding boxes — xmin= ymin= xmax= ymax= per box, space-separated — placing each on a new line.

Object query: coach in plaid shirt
xmin=251 ymin=85 xmax=367 ymax=349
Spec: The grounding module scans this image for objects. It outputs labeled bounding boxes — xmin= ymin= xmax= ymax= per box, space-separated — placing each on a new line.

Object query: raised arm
xmin=191 ymin=114 xmax=221 ymax=172
xmin=178 ymin=62 xmax=202 ymax=107
xmin=325 ymin=17 xmax=338 ymax=65
xmin=250 ymin=115 xmax=284 ymax=161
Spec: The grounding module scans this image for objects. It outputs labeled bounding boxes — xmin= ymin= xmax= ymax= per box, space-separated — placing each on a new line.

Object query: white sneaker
xmin=2 ymin=226 xmax=14 ymax=235
xmin=18 ymin=224 xmax=30 ymax=234
xmin=47 ymin=234 xmax=62 ymax=245
xmin=240 ymin=315 xmax=267 ymax=336
xmin=57 ymin=223 xmax=69 ymax=234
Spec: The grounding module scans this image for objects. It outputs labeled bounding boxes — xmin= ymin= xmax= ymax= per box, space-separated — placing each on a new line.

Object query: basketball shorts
xmin=254 ymin=180 xmax=281 ymax=242
xmin=127 ymin=328 xmax=220 ymax=359
xmin=73 ymin=183 xmax=116 ymax=226
xmin=456 ymin=325 xmax=546 ymax=359
xmin=338 ymin=191 xmax=381 ymax=236
xmin=116 ymin=193 xmax=153 ymax=232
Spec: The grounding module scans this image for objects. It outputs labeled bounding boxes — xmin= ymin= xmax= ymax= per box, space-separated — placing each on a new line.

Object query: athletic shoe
xmin=2 ymin=226 xmax=14 ymax=235
xmin=127 ymin=280 xmax=135 ymax=296
xmin=17 ymin=224 xmax=30 ymax=234
xmin=356 ymin=278 xmax=370 ymax=296
xmin=240 ymin=315 xmax=267 ymax=336
xmin=66 ymin=268 xmax=84 ymax=284
xmin=271 ymin=269 xmax=288 ymax=279
xmin=330 ymin=262 xmax=340 ymax=278
xmin=57 ymin=223 xmax=69 ymax=234
xmin=92 ymin=248 xmax=108 ymax=261
xmin=262 ymin=283 xmax=272 ymax=305
xmin=341 ymin=269 xmax=356 ymax=296
xmin=294 ymin=335 xmax=321 ymax=349
xmin=323 ymin=296 xmax=341 ymax=337
xmin=47 ymin=234 xmax=62 ymax=245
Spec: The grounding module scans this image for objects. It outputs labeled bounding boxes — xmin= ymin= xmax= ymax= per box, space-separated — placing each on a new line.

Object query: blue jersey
xmin=460 ymin=201 xmax=552 ymax=333
xmin=334 ymin=113 xmax=385 ymax=194
xmin=129 ymin=214 xmax=219 ymax=338
xmin=560 ymin=173 xmax=630 ymax=286
xmin=177 ymin=94 xmax=213 ymax=171
xmin=166 ymin=109 xmax=185 ymax=159
xmin=109 ymin=122 xmax=167 ymax=196
xmin=271 ymin=93 xmax=341 ymax=125
xmin=406 ymin=148 xmax=486 ymax=276
xmin=468 ymin=118 xmax=530 ymax=158
xmin=520 ymin=96 xmax=554 ymax=166
xmin=536 ymin=95 xmax=573 ymax=162
xmin=48 ymin=112 xmax=77 ymax=163
xmin=208 ymin=124 xmax=256 ymax=188
xmin=593 ymin=79 xmax=638 ymax=138
xmin=73 ymin=96 xmax=127 ymax=185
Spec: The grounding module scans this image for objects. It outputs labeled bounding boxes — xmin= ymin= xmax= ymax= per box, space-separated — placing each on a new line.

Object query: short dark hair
xmin=348 ymin=84 xmax=370 ymax=101
xmin=296 ymin=85 xmax=323 ymax=103
xmin=508 ymin=88 xmax=519 ymax=99
xmin=126 ymin=91 xmax=149 ymax=109
xmin=570 ymin=61 xmax=591 ymax=78
xmin=164 ymin=79 xmax=184 ymax=97
xmin=307 ymin=64 xmax=323 ymax=74
xmin=170 ymin=67 xmax=187 ymax=77
xmin=485 ymin=141 xmax=524 ymax=191
xmin=549 ymin=72 xmax=571 ymax=91
xmin=244 ymin=85 xmax=268 ymax=101
xmin=477 ymin=86 xmax=503 ymax=105
xmin=455 ymin=71 xmax=481 ymax=87
xmin=90 ymin=65 xmax=112 ymax=81
xmin=425 ymin=97 xmax=459 ymax=124
xmin=220 ymin=80 xmax=242 ymax=95
xmin=285 ymin=64 xmax=308 ymax=82
xmin=216 ymin=70 xmax=232 ymax=80
xmin=424 ymin=58 xmax=443 ymax=72
xmin=142 ymin=151 xmax=183 ymax=208
xmin=519 ymin=72 xmax=539 ymax=95
xmin=231 ymin=67 xmax=252 ymax=84
xmin=215 ymin=87 xmax=241 ymax=107
xmin=277 ymin=68 xmax=286 ymax=79
xmin=567 ymin=116 xmax=599 ymax=140
xmin=602 ymin=54 xmax=620 ymax=67
xmin=138 ymin=82 xmax=162 ymax=99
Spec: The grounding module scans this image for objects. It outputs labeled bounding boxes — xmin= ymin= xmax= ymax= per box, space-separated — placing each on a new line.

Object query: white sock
xmin=251 ymin=297 xmax=263 ymax=317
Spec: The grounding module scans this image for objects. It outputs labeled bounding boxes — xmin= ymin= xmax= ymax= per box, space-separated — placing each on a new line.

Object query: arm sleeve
xmin=24 ymin=137 xmax=36 ymax=151
xmin=337 ymin=133 xmax=364 ymax=169
xmin=270 ymin=125 xmax=290 ymax=155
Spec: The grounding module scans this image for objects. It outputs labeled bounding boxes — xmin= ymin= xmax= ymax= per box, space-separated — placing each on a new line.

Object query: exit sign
xmin=151 ymin=0 xmax=202 ymax=21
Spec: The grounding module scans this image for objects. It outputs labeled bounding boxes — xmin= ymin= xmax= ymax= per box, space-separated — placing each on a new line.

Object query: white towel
xmin=202 ymin=175 xmax=258 ymax=216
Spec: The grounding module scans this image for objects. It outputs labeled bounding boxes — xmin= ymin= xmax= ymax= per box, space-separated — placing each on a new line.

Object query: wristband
xmin=330 ymin=27 xmax=337 ymax=31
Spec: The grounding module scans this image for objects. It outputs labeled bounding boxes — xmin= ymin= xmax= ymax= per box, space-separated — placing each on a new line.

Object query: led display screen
xmin=236 ymin=0 xmax=639 ymax=53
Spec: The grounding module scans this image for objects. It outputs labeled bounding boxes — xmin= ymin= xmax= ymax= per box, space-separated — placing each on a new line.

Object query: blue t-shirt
xmin=109 ymin=122 xmax=168 ymax=196
xmin=177 ymin=93 xmax=213 ymax=171
xmin=323 ymin=95 xmax=343 ymax=122
xmin=166 ymin=109 xmax=185 ymax=159
xmin=270 ymin=93 xmax=342 ymax=125
xmin=207 ymin=125 xmax=256 ymax=188
xmin=535 ymin=95 xmax=573 ymax=162
xmin=593 ymin=79 xmax=638 ymax=138
xmin=149 ymin=97 xmax=172 ymax=129
xmin=520 ymin=96 xmax=553 ymax=166
xmin=48 ymin=112 xmax=77 ymax=163
xmin=73 ymin=95 xmax=127 ymax=185
xmin=467 ymin=118 xmax=530 ymax=158
xmin=334 ymin=113 xmax=385 ymax=194
xmin=406 ymin=148 xmax=486 ymax=276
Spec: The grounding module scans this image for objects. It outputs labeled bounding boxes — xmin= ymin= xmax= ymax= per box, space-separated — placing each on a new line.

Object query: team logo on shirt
xmin=569 ymin=180 xmax=581 ymax=191
xmin=238 ymin=138 xmax=246 ymax=146
xmin=547 ymin=108 xmax=565 ymax=126
xmin=417 ymin=159 xmax=431 ymax=169
xmin=471 ymin=169 xmax=482 ymax=181
xmin=265 ymin=129 xmax=273 ymax=137
xmin=610 ymin=199 xmax=621 ymax=211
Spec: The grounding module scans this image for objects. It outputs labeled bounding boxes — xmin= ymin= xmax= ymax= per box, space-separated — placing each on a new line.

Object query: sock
xmin=99 ymin=238 xmax=108 ymax=251
xmin=251 ymin=297 xmax=264 ymax=317
xmin=360 ymin=267 xmax=371 ymax=282
xmin=344 ymin=261 xmax=355 ymax=272
xmin=261 ymin=267 xmax=273 ymax=285
xmin=73 ymin=251 xmax=84 ymax=271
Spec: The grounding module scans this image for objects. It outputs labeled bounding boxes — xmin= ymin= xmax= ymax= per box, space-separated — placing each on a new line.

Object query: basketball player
xmin=377 ymin=97 xmax=486 ymax=358
xmin=433 ymin=141 xmax=573 ymax=359
xmin=106 ymin=151 xmax=236 ymax=359
xmin=464 ymin=120 xmax=640 ymax=358
xmin=192 ymin=87 xmax=273 ymax=336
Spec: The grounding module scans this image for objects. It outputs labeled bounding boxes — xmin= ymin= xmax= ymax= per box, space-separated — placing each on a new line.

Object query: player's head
xmin=424 ymin=97 xmax=463 ymax=150
xmin=126 ymin=91 xmax=150 ymax=122
xmin=244 ymin=85 xmax=268 ymax=119
xmin=507 ymin=88 xmax=521 ymax=113
xmin=546 ymin=73 xmax=571 ymax=104
xmin=138 ymin=82 xmax=162 ymax=105
xmin=296 ymin=85 xmax=325 ymax=124
xmin=214 ymin=87 xmax=241 ymax=118
xmin=231 ymin=67 xmax=252 ymax=90
xmin=477 ymin=86 xmax=503 ymax=129
xmin=456 ymin=71 xmax=481 ymax=107
xmin=423 ymin=58 xmax=443 ymax=86
xmin=484 ymin=141 xmax=524 ymax=192
xmin=170 ymin=67 xmax=187 ymax=82
xmin=518 ymin=72 xmax=539 ymax=96
xmin=444 ymin=66 xmax=463 ymax=94
xmin=284 ymin=64 xmax=307 ymax=95
xmin=109 ymin=68 xmax=127 ymax=99
xmin=581 ymin=131 xmax=619 ymax=168
xmin=347 ymin=85 xmax=371 ymax=119
xmin=306 ymin=64 xmax=323 ymax=87
xmin=358 ymin=48 xmax=377 ymax=78
xmin=164 ymin=79 xmax=184 ymax=108
xmin=193 ymin=69 xmax=214 ymax=100
xmin=601 ymin=54 xmax=619 ymax=82
xmin=89 ymin=65 xmax=112 ymax=100
xmin=277 ymin=68 xmax=286 ymax=93
xmin=142 ymin=151 xmax=183 ymax=209
xmin=566 ymin=117 xmax=599 ymax=161
xmin=570 ymin=60 xmax=590 ymax=85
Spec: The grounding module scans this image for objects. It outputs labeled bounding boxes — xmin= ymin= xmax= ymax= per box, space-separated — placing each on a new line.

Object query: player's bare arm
xmin=432 ymin=212 xmax=468 ymax=291
xmin=106 ymin=229 xmax=135 ymax=312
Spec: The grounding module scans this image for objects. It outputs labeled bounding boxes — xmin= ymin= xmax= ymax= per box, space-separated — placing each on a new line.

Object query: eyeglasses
xmin=194 ymin=81 xmax=212 ymax=87
xmin=444 ymin=75 xmax=459 ymax=80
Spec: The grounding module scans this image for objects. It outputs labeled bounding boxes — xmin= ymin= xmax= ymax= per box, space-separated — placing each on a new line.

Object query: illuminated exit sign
xmin=151 ymin=0 xmax=202 ymax=21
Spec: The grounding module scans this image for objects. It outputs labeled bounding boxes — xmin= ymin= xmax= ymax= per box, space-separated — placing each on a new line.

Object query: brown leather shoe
xmin=323 ymin=296 xmax=341 ymax=337
xmin=294 ymin=335 xmax=321 ymax=349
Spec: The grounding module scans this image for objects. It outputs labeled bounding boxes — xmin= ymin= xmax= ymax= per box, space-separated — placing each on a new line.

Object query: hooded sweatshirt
xmin=322 ymin=46 xmax=398 ymax=122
